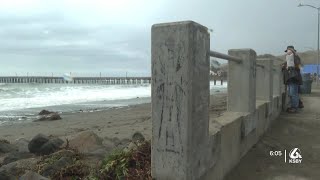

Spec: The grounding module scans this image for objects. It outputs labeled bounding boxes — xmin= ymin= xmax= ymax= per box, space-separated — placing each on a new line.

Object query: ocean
xmin=0 ymin=82 xmax=227 ymax=125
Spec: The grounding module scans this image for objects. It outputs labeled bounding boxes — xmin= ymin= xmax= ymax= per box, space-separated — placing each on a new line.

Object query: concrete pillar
xmin=273 ymin=67 xmax=281 ymax=96
xmin=256 ymin=58 xmax=273 ymax=102
xmin=152 ymin=21 xmax=210 ymax=180
xmin=228 ymin=49 xmax=257 ymax=113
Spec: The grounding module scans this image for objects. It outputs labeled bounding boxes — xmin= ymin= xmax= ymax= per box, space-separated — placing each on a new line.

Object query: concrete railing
xmin=151 ymin=21 xmax=286 ymax=180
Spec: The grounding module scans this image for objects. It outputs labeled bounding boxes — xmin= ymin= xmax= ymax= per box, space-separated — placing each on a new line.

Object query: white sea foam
xmin=0 ymin=82 xmax=227 ymax=112
xmin=0 ymin=84 xmax=151 ymax=112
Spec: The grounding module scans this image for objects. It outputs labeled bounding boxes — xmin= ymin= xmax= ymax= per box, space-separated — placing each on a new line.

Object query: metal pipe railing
xmin=209 ymin=50 xmax=242 ymax=63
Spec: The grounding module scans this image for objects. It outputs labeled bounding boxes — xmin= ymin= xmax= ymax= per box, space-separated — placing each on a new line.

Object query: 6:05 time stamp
xmin=269 ymin=148 xmax=302 ymax=164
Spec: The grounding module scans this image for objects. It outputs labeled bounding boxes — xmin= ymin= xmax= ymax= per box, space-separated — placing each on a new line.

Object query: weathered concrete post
xmin=152 ymin=21 xmax=210 ymax=180
xmin=273 ymin=67 xmax=281 ymax=96
xmin=227 ymin=49 xmax=257 ymax=113
xmin=256 ymin=58 xmax=273 ymax=102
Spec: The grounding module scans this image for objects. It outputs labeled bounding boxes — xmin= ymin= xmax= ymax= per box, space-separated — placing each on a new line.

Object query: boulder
xmin=0 ymin=171 xmax=15 ymax=180
xmin=132 ymin=131 xmax=145 ymax=142
xmin=41 ymin=157 xmax=73 ymax=177
xmin=28 ymin=134 xmax=49 ymax=154
xmin=28 ymin=134 xmax=63 ymax=155
xmin=35 ymin=113 xmax=62 ymax=122
xmin=38 ymin=110 xmax=53 ymax=115
xmin=0 ymin=158 xmax=39 ymax=176
xmin=0 ymin=141 xmax=17 ymax=154
xmin=13 ymin=138 xmax=29 ymax=153
xmin=0 ymin=156 xmax=5 ymax=165
xmin=68 ymin=131 xmax=103 ymax=153
xmin=48 ymin=149 xmax=75 ymax=158
xmin=20 ymin=171 xmax=49 ymax=180
xmin=0 ymin=161 xmax=17 ymax=173
xmin=39 ymin=138 xmax=64 ymax=155
xmin=85 ymin=147 xmax=107 ymax=159
xmin=3 ymin=152 xmax=34 ymax=165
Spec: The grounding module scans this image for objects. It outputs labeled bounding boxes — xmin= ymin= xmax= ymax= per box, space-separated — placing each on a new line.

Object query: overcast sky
xmin=0 ymin=0 xmax=319 ymax=76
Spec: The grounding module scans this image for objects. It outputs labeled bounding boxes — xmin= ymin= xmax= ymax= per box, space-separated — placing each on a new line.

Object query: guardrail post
xmin=152 ymin=21 xmax=210 ymax=180
xmin=227 ymin=49 xmax=257 ymax=113
xmin=256 ymin=59 xmax=273 ymax=102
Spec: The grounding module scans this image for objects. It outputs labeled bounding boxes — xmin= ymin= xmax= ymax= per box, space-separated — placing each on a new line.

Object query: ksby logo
xmin=288 ymin=148 xmax=302 ymax=163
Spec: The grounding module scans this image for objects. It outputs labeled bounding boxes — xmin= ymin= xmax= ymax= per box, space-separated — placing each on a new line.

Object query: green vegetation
xmin=93 ymin=140 xmax=152 ymax=180
xmin=34 ymin=149 xmax=90 ymax=179
xmin=30 ymin=141 xmax=152 ymax=179
xmin=52 ymin=161 xmax=90 ymax=180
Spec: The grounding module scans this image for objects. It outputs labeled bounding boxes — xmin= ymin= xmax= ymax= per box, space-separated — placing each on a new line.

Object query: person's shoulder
xmin=294 ymin=54 xmax=301 ymax=62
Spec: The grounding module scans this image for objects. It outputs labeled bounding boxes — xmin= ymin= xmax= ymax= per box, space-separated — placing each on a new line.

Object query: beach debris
xmin=14 ymin=138 xmax=29 ymax=153
xmin=67 ymin=131 xmax=103 ymax=153
xmin=38 ymin=110 xmax=53 ymax=116
xmin=35 ymin=112 xmax=62 ymax=122
xmin=28 ymin=134 xmax=63 ymax=155
xmin=0 ymin=141 xmax=17 ymax=154
xmin=19 ymin=171 xmax=49 ymax=180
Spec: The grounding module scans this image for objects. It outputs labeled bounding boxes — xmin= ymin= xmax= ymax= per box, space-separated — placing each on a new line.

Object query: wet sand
xmin=0 ymin=93 xmax=227 ymax=143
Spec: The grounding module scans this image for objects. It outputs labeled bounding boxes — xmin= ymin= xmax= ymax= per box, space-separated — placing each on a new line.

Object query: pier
xmin=0 ymin=76 xmax=151 ymax=85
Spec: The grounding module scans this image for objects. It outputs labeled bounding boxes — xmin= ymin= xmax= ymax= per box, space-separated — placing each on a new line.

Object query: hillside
xmin=277 ymin=50 xmax=318 ymax=65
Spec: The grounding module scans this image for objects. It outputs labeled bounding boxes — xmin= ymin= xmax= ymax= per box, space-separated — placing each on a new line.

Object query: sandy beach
xmin=0 ymin=93 xmax=227 ymax=143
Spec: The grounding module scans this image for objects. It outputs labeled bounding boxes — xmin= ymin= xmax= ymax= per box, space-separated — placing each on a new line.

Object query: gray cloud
xmin=0 ymin=11 xmax=150 ymax=76
xmin=1 ymin=0 xmax=320 ymax=76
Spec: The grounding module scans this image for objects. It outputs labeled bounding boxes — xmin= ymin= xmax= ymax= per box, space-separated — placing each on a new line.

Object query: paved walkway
xmin=226 ymin=87 xmax=320 ymax=180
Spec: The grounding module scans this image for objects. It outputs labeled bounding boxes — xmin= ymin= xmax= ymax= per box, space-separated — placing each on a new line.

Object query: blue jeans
xmin=288 ymin=82 xmax=299 ymax=109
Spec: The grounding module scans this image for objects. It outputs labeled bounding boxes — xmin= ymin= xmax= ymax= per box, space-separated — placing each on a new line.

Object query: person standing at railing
xmin=282 ymin=46 xmax=303 ymax=113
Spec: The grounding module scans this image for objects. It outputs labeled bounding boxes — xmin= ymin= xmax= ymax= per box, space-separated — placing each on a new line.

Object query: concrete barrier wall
xmin=151 ymin=21 xmax=286 ymax=180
